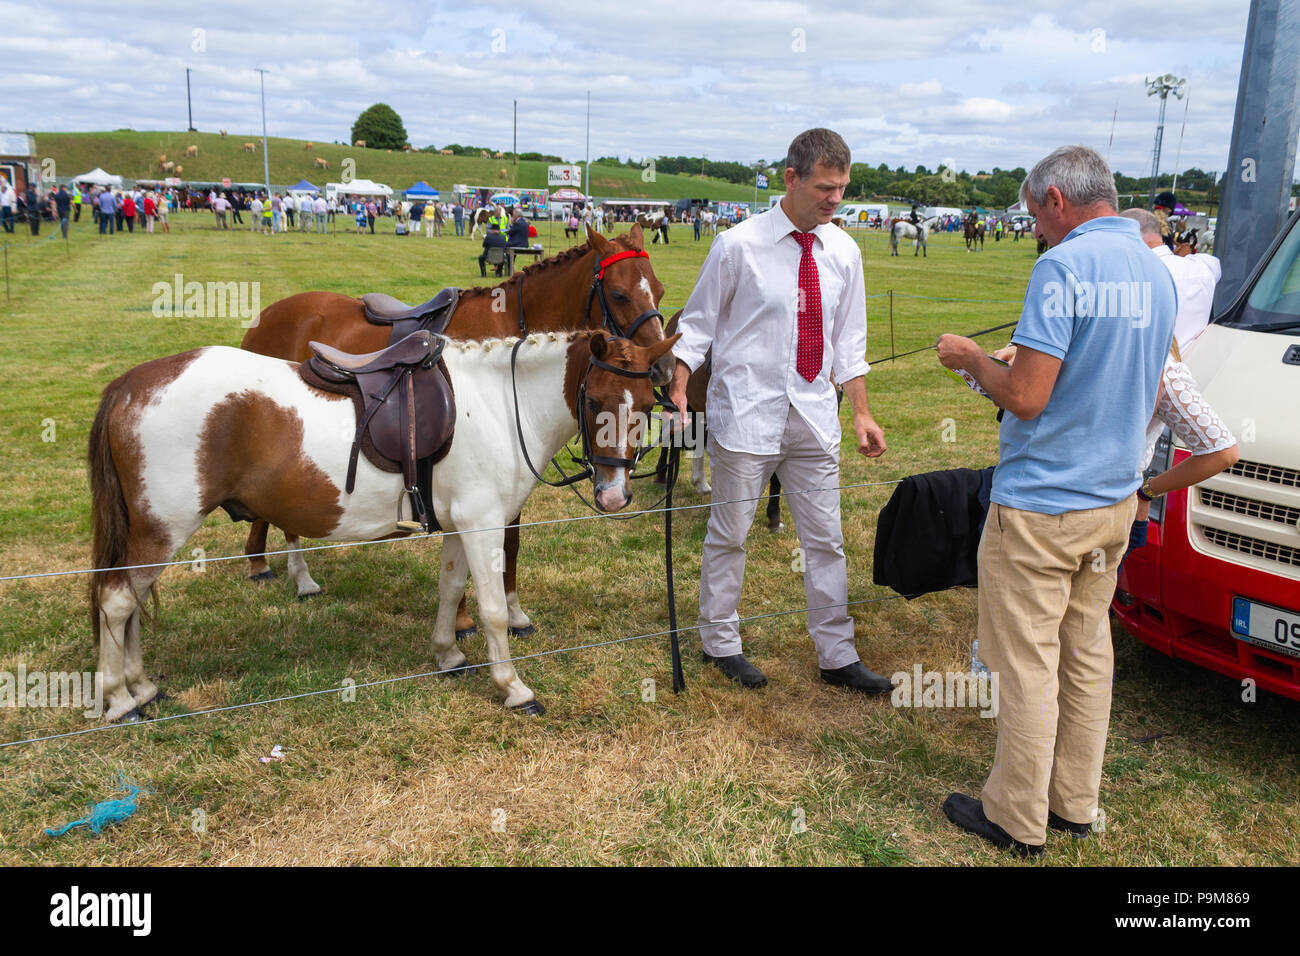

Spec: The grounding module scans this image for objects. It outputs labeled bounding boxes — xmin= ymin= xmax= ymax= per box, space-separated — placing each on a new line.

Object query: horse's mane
xmin=459 ymin=240 xmax=614 ymax=299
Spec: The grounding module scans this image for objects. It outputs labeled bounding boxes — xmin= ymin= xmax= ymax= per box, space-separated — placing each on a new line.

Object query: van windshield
xmin=1224 ymin=215 xmax=1300 ymax=334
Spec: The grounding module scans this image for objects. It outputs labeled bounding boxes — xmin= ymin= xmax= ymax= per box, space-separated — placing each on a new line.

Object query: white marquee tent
xmin=324 ymin=179 xmax=392 ymax=200
xmin=73 ymin=167 xmax=123 ymax=187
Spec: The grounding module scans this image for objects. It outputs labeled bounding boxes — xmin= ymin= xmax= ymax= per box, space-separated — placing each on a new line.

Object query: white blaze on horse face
xmin=637 ymin=276 xmax=655 ymax=308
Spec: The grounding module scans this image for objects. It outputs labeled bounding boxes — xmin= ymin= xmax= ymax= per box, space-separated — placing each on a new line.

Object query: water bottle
xmin=971 ymin=639 xmax=991 ymax=678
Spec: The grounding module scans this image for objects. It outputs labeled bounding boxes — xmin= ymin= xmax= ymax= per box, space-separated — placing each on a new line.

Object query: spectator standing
xmin=121 ymin=191 xmax=135 ymax=233
xmin=936 ymin=145 xmax=1176 ymax=857
xmin=53 ymin=185 xmax=71 ymax=238
xmin=249 ymin=194 xmax=263 ymax=232
xmin=423 ymin=200 xmax=436 ymax=238
xmin=156 ymin=190 xmax=170 ymax=233
xmin=314 ymin=194 xmax=328 ymax=233
xmin=97 ymin=187 xmax=116 ymax=234
xmin=433 ymin=200 xmax=445 ymax=237
xmin=366 ymin=199 xmax=377 ymax=234
xmin=212 ymin=193 xmax=230 ymax=230
xmin=453 ymin=201 xmax=465 ymax=236
xmin=72 ymin=184 xmax=83 ymax=222
xmin=142 ymin=191 xmax=156 ymax=233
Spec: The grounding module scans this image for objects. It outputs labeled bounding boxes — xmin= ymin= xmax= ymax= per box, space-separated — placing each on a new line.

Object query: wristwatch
xmin=1138 ymin=477 xmax=1161 ymax=501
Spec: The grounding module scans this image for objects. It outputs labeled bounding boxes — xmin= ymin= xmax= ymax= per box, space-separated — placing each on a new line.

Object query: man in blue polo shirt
xmin=934 ymin=145 xmax=1176 ymax=856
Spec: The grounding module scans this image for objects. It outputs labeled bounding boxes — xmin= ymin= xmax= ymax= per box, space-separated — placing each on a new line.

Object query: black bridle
xmin=510 ymin=246 xmax=670 ymax=492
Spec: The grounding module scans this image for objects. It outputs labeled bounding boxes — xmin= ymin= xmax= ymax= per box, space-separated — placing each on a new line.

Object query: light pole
xmin=1145 ymin=73 xmax=1186 ymax=207
xmin=256 ymin=68 xmax=270 ymax=199
xmin=186 ymin=68 xmax=195 ymax=132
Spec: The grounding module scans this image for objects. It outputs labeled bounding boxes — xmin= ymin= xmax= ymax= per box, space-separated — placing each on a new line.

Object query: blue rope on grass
xmin=45 ymin=773 xmax=148 ymax=836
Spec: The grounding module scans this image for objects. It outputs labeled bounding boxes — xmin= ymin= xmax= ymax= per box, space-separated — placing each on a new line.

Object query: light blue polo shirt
xmin=993 ymin=216 xmax=1176 ymax=515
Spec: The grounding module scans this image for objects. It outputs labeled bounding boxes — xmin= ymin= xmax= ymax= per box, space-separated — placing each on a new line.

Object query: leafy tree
xmin=350 ymin=103 xmax=408 ymax=150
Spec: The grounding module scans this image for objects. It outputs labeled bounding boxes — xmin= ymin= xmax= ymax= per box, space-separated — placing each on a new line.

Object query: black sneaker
xmin=820 ymin=661 xmax=894 ymax=694
xmin=701 ymin=651 xmax=767 ymax=688
xmin=942 ymin=792 xmax=1044 ymax=858
xmin=1048 ymin=810 xmax=1092 ymax=839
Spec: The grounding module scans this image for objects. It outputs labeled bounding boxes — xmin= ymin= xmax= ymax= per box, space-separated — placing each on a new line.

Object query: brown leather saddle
xmin=301 ymin=330 xmax=456 ymax=533
xmin=362 ymin=288 xmax=460 ymax=346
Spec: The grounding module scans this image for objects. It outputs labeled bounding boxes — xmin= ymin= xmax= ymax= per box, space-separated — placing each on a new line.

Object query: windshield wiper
xmin=1246 ymin=319 xmax=1300 ymax=333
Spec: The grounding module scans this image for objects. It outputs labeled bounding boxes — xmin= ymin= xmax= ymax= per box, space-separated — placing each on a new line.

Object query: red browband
xmin=596 ymin=249 xmax=649 ymax=280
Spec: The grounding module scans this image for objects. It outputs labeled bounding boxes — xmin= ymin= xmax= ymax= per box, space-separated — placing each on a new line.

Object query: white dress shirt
xmin=675 ymin=201 xmax=870 ymax=455
xmin=1152 ymin=243 xmax=1221 ymax=351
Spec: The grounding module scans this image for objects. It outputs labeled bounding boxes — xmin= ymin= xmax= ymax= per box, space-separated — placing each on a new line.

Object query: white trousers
xmin=698 ymin=404 xmax=858 ymax=670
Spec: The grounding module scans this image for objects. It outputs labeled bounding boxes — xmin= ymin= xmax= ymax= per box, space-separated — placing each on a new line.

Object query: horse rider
xmin=1153 ymin=191 xmax=1178 ymax=251
xmin=909 ymin=204 xmax=920 ymax=226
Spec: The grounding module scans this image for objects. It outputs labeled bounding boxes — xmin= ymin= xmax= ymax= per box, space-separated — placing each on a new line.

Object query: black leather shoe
xmin=1048 ymin=809 xmax=1092 ymax=839
xmin=702 ymin=651 xmax=767 ymax=688
xmin=820 ymin=661 xmax=894 ymax=695
xmin=942 ymin=792 xmax=1044 ymax=858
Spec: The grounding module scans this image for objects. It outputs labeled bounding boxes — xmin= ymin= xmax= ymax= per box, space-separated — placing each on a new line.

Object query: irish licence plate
xmin=1231 ymin=597 xmax=1300 ymax=660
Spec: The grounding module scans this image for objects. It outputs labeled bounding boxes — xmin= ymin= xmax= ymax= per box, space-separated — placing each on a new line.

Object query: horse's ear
xmin=646 ymin=333 xmax=680 ymax=364
xmin=628 ymin=223 xmax=645 ymax=249
xmin=590 ymin=331 xmax=609 ymax=360
xmin=586 ymin=223 xmax=611 ymax=255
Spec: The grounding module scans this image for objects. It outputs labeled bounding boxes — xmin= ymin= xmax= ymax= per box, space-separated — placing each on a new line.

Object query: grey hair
xmin=785 ymin=128 xmax=851 ymax=179
xmin=1119 ymin=207 xmax=1162 ymax=238
xmin=1019 ymin=145 xmax=1118 ymax=210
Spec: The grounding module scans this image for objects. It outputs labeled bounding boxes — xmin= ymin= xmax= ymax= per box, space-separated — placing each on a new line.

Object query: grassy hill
xmin=36 ymin=130 xmax=770 ymax=202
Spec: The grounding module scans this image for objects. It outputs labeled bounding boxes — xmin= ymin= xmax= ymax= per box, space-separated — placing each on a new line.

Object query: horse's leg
xmin=463 ymin=525 xmax=538 ymax=712
xmin=503 ymin=515 xmax=533 ymax=638
xmin=432 ymin=533 xmax=472 ymax=672
xmin=653 ymin=444 xmax=668 ymax=486
xmin=245 ymin=519 xmax=275 ymax=581
xmin=96 ymin=578 xmax=146 ymax=722
xmin=767 ymin=473 xmax=785 ymax=532
xmin=285 ymin=532 xmax=323 ymax=599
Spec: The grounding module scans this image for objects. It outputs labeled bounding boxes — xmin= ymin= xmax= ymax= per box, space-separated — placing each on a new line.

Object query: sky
xmin=4 ymin=0 xmax=1257 ymax=180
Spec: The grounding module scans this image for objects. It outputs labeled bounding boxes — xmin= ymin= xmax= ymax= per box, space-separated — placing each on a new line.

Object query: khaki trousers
xmin=698 ymin=405 xmax=858 ymax=670
xmin=978 ymin=497 xmax=1136 ymax=845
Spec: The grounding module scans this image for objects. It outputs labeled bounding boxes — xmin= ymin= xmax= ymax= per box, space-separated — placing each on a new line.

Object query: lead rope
xmin=661 ymin=414 xmax=685 ymax=693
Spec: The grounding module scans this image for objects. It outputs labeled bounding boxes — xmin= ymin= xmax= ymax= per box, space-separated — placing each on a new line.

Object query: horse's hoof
xmin=455 ymin=626 xmax=477 ymax=642
xmin=509 ymin=624 xmax=536 ymax=639
xmin=297 ymin=590 xmax=323 ymax=602
xmin=768 ymin=521 xmax=785 ymax=533
xmin=442 ymin=659 xmax=475 ymax=677
xmin=509 ymin=699 xmax=545 ymax=716
xmin=250 ymin=570 xmax=276 ymax=582
xmin=117 ymin=707 xmax=146 ymax=724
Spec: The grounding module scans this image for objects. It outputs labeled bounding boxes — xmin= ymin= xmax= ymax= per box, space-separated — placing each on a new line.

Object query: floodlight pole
xmin=186 ymin=68 xmax=196 ymax=132
xmin=585 ymin=90 xmax=590 ymax=203
xmin=1146 ymin=73 xmax=1186 ymax=207
xmin=257 ymin=69 xmax=270 ymax=199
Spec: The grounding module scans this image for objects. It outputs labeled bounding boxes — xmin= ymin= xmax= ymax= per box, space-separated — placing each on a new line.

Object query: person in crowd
xmin=1120 ymin=208 xmax=1221 ymax=351
xmin=366 ymin=199 xmax=377 ymax=234
xmin=693 ymin=209 xmax=702 ymax=241
xmin=286 ymin=193 xmax=296 ymax=230
xmin=314 ymin=194 xmax=328 ymax=233
xmin=433 ymin=200 xmax=445 ymax=237
xmin=453 ymin=201 xmax=465 ymax=236
xmin=249 ymin=194 xmax=263 ymax=232
xmin=668 ymin=127 xmax=891 ymax=695
xmin=262 ymin=195 xmax=274 ymax=234
xmin=423 ymin=199 xmax=437 ymax=238
xmin=97 ymin=187 xmax=116 ymax=234
xmin=229 ymin=190 xmax=244 ymax=225
xmin=506 ymin=206 xmax=530 ymax=247
xmin=142 ymin=191 xmax=156 ymax=233
xmin=121 ymin=190 xmax=135 ymax=233
xmin=72 ymin=183 xmax=82 ymax=222
xmin=935 ymin=145 xmax=1176 ymax=857
xmin=478 ymin=221 xmax=509 ymax=276
xmin=113 ymin=189 xmax=124 ymax=231
xmin=53 ymin=184 xmax=71 ymax=238
xmin=156 ymin=190 xmax=170 ymax=233
xmin=354 ymin=200 xmax=368 ymax=234
xmin=212 ymin=192 xmax=230 ymax=230
xmin=565 ymin=210 xmax=579 ymax=239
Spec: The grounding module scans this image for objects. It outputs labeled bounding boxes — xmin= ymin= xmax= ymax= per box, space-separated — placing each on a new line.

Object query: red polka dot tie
xmin=793 ymin=231 xmax=823 ymax=382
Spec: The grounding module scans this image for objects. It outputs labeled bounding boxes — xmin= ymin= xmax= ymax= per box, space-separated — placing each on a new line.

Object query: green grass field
xmin=0 ymin=213 xmax=1295 ymax=866
xmin=37 ymin=130 xmax=772 ymax=203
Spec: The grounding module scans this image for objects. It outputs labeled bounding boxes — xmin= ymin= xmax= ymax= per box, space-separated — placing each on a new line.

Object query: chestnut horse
xmin=88 ymin=330 xmax=679 ymax=721
xmin=241 ymin=225 xmax=668 ymax=640
xmin=963 ymin=215 xmax=985 ymax=252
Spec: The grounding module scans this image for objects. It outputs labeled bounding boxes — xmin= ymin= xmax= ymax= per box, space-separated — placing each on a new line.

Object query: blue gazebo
xmin=287 ymin=179 xmax=320 ymax=194
xmin=403 ymin=181 xmax=439 ymax=198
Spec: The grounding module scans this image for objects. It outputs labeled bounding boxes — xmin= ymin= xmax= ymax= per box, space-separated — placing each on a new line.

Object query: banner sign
xmin=548 ymin=165 xmax=582 ymax=187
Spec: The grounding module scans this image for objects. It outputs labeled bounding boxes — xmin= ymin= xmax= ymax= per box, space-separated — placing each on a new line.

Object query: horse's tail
xmin=87 ymin=380 xmax=131 ymax=645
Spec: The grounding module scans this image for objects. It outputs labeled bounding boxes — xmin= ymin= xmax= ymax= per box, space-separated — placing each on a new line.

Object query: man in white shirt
xmin=669 ymin=128 xmax=891 ymax=693
xmin=1120 ymin=207 xmax=1221 ymax=350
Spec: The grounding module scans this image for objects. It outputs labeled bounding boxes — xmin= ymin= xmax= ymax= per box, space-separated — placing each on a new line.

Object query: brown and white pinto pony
xmin=240 ymin=225 xmax=669 ymax=635
xmin=469 ymin=204 xmax=504 ymax=239
xmin=88 ymin=330 xmax=680 ymax=722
